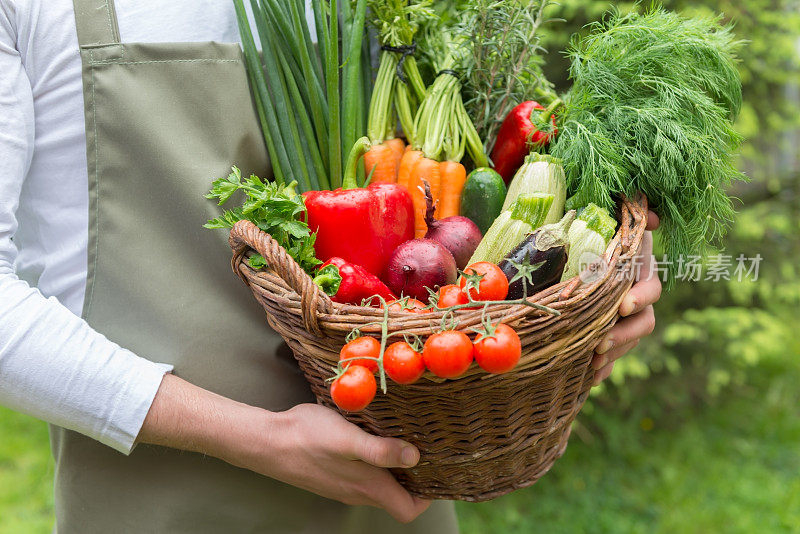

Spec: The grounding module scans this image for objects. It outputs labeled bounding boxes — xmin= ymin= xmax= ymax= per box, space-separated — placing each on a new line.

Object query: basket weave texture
xmin=228 ymin=196 xmax=648 ymax=502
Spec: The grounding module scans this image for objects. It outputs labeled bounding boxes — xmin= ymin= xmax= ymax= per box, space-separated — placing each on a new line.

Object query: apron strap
xmin=72 ymin=0 xmax=121 ymax=47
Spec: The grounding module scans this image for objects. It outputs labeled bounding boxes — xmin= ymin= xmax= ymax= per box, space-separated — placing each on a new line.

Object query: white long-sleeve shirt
xmin=0 ymin=0 xmax=248 ymax=454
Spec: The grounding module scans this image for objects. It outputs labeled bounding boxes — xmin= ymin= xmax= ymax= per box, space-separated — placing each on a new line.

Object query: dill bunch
xmin=455 ymin=0 xmax=558 ymax=154
xmin=550 ymin=7 xmax=746 ymax=284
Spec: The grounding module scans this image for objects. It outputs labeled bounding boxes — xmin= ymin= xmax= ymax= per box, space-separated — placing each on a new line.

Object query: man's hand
xmin=137 ymin=375 xmax=430 ymax=523
xmin=591 ymin=211 xmax=662 ymax=385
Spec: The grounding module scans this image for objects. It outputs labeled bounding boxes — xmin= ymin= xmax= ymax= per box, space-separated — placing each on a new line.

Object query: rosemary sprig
xmin=455 ymin=0 xmax=558 ymax=155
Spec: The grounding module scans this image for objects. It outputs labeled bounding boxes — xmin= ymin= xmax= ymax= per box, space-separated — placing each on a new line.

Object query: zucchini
xmin=561 ymin=203 xmax=617 ymax=281
xmin=502 ymin=152 xmax=566 ymax=225
xmin=467 ymin=193 xmax=553 ymax=265
xmin=461 ymin=167 xmax=507 ymax=234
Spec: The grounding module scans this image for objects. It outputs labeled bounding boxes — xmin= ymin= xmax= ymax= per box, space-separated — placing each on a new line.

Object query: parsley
xmin=205 ymin=167 xmax=321 ymax=274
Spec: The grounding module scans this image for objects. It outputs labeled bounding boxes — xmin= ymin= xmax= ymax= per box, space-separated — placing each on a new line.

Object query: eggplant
xmin=499 ymin=211 xmax=576 ymax=299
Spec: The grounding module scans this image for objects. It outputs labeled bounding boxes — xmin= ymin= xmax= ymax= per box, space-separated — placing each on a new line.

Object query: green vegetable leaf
xmin=312 ymin=263 xmax=342 ymax=296
xmin=205 ymin=170 xmax=321 ymax=274
xmin=248 ymin=254 xmax=268 ymax=270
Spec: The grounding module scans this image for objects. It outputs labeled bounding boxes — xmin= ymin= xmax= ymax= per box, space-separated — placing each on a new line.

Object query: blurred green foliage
xmin=536 ymin=0 xmax=800 ymax=404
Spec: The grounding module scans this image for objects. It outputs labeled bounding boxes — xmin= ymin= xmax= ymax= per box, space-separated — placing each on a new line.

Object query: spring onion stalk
xmin=233 ymin=0 xmax=289 ymax=185
xmin=341 ymin=0 xmax=368 ymax=167
xmin=502 ymin=152 xmax=566 ymax=224
xmin=468 ymin=193 xmax=554 ymax=265
xmin=561 ymin=203 xmax=617 ymax=281
xmin=233 ymin=0 xmax=369 ymax=191
xmin=326 ymin=0 xmax=342 ymax=188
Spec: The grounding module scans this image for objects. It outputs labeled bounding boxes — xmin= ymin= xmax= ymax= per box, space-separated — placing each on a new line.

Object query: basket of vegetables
xmin=210 ymin=2 xmax=746 ymax=501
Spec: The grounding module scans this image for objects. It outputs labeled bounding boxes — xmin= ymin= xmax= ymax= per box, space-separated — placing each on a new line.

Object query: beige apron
xmin=50 ymin=1 xmax=458 ymax=531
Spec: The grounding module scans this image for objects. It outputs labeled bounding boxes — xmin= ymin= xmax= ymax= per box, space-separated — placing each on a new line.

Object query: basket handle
xmin=228 ymin=220 xmax=333 ymax=334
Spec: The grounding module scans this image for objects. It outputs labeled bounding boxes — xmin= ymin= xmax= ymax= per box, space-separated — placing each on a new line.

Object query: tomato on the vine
xmin=331 ymin=365 xmax=376 ymax=412
xmin=423 ymin=331 xmax=474 ymax=378
xmin=383 ymin=341 xmax=426 ymax=384
xmin=386 ymin=298 xmax=430 ymax=313
xmin=339 ymin=336 xmax=380 ymax=373
xmin=473 ymin=323 xmax=521 ymax=374
xmin=459 ymin=262 xmax=509 ymax=302
xmin=436 ymin=284 xmax=469 ymax=308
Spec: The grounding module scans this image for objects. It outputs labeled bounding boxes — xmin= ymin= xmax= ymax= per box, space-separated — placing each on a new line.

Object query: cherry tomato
xmin=330 ymin=365 xmax=376 ymax=412
xmin=473 ymin=323 xmax=522 ymax=374
xmin=423 ymin=331 xmax=474 ymax=378
xmin=339 ymin=336 xmax=380 ymax=373
xmin=383 ymin=341 xmax=426 ymax=384
xmin=436 ymin=284 xmax=469 ymax=308
xmin=459 ymin=262 xmax=509 ymax=302
xmin=387 ymin=298 xmax=431 ymax=313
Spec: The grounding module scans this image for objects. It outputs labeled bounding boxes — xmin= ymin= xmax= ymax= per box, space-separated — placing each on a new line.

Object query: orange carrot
xmin=397 ymin=149 xmax=424 ymax=190
xmin=408 ymin=157 xmax=441 ymax=237
xmin=436 ymin=161 xmax=467 ymax=218
xmin=364 ymin=138 xmax=407 ymax=184
xmin=386 ymin=138 xmax=406 ymax=180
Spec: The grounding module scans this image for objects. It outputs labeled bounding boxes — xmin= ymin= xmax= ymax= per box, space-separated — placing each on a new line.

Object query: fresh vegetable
xmin=561 ymin=203 xmax=617 ymax=281
xmin=436 ymin=284 xmax=469 ymax=308
xmin=473 ymin=323 xmax=521 ymax=374
xmin=468 ymin=193 xmax=553 ymax=265
xmin=384 ymin=238 xmax=457 ymax=301
xmin=459 ymin=262 xmax=509 ymax=302
xmin=339 ymin=336 xmax=381 ymax=373
xmin=314 ymin=257 xmax=396 ymax=305
xmin=435 ymin=160 xmax=468 ymax=219
xmin=331 ymin=365 xmax=376 ymax=411
xmin=491 ymin=101 xmax=559 ymax=184
xmin=363 ymin=138 xmax=406 ymax=184
xmin=423 ymin=330 xmax=474 ymax=378
xmin=205 ymin=168 xmax=320 ymax=274
xmin=363 ymin=0 xmax=430 ymax=183
xmin=304 ymin=138 xmax=414 ymax=275
xmin=550 ymin=7 xmax=745 ymax=284
xmin=386 ymin=297 xmax=431 ymax=313
xmin=499 ymin=210 xmax=575 ymax=299
xmin=383 ymin=341 xmax=426 ymax=384
xmin=422 ymin=181 xmax=482 ymax=270
xmin=460 ymin=167 xmax=507 ymax=235
xmin=454 ymin=0 xmax=557 ymax=154
xmin=232 ymin=0 xmax=370 ymax=191
xmin=502 ymin=153 xmax=566 ymax=225
xmin=399 ymin=27 xmax=487 ymax=237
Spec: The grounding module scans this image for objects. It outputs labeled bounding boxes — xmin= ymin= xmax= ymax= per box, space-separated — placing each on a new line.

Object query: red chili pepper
xmin=314 ymin=257 xmax=397 ymax=305
xmin=490 ymin=100 xmax=560 ymax=184
xmin=304 ymin=137 xmax=414 ymax=276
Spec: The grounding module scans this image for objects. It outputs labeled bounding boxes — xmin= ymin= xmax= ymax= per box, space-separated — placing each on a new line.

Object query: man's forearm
xmin=136 ymin=373 xmax=269 ymax=461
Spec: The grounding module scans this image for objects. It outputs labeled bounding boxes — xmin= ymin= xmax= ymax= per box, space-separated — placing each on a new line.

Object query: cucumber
xmin=460 ymin=168 xmax=507 ymax=235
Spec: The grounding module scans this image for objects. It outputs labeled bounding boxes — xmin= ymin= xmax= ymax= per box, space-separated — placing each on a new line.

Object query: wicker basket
xmin=227 ymin=195 xmax=648 ymax=502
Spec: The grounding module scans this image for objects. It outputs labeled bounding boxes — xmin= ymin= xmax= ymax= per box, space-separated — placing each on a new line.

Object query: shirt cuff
xmin=95 ymin=354 xmax=173 ymax=455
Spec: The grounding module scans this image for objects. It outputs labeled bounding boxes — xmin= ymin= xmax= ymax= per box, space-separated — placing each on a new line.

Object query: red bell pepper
xmin=314 ymin=257 xmax=397 ymax=305
xmin=491 ymin=100 xmax=561 ymax=184
xmin=304 ymin=137 xmax=414 ymax=276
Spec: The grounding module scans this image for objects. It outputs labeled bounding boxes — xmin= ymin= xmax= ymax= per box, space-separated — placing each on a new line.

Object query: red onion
xmin=384 ymin=239 xmax=457 ymax=301
xmin=422 ymin=181 xmax=482 ymax=269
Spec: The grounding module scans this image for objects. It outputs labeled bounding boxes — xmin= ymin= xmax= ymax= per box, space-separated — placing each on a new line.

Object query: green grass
xmin=1 ymin=357 xmax=798 ymax=533
xmin=0 ymin=408 xmax=53 ymax=534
